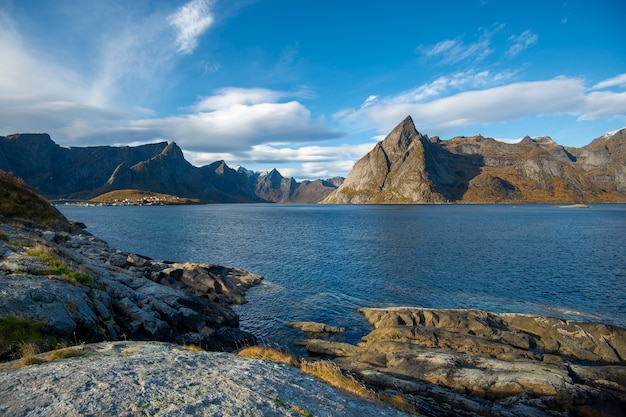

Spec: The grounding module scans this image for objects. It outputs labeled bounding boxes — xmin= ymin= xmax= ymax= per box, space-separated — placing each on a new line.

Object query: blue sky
xmin=1 ymin=0 xmax=625 ymax=179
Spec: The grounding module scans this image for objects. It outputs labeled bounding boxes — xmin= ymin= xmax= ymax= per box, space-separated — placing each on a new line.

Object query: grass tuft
xmin=273 ymin=397 xmax=313 ymax=417
xmin=379 ymin=393 xmax=420 ymax=415
xmin=238 ymin=346 xmax=420 ymax=414
xmin=182 ymin=344 xmax=205 ymax=352
xmin=46 ymin=346 xmax=87 ymax=361
xmin=0 ymin=316 xmax=53 ymax=354
xmin=26 ymin=245 xmax=93 ymax=286
xmin=300 ymin=359 xmax=373 ymax=399
xmin=15 ymin=342 xmax=44 ymax=367
xmin=238 ymin=346 xmax=300 ymax=367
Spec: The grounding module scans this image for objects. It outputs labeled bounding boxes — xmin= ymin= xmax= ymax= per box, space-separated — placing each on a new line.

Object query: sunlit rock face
xmin=322 ymin=116 xmax=626 ymax=204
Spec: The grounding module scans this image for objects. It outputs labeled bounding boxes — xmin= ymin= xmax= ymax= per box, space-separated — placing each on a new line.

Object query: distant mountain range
xmin=3 ymin=117 xmax=625 ymax=204
xmin=0 ymin=134 xmax=341 ymax=203
xmin=322 ymin=116 xmax=626 ymax=203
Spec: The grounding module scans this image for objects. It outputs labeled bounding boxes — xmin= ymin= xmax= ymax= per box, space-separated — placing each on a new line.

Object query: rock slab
xmin=0 ymin=341 xmax=411 ymax=417
xmin=301 ymin=307 xmax=626 ymax=417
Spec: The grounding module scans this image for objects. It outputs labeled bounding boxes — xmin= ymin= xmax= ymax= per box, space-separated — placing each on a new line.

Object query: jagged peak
xmin=161 ymin=142 xmax=185 ymax=158
xmin=381 ymin=115 xmax=425 ymax=155
xmin=205 ymin=160 xmax=233 ymax=175
xmin=520 ymin=135 xmax=558 ymax=148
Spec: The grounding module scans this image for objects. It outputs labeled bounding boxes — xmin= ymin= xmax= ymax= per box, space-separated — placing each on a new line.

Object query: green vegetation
xmin=25 ymin=245 xmax=93 ymax=286
xmin=0 ymin=170 xmax=67 ymax=227
xmin=273 ymin=398 xmax=313 ymax=417
xmin=0 ymin=316 xmax=53 ymax=354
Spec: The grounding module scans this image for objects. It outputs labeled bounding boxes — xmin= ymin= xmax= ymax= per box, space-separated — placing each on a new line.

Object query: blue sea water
xmin=57 ymin=204 xmax=626 ymax=347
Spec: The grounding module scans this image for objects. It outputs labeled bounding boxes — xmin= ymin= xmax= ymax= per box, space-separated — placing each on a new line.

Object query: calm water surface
xmin=58 ymin=204 xmax=626 ymax=346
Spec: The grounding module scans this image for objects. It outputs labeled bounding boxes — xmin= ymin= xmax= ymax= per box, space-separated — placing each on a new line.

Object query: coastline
xmin=2 ymin=196 xmax=625 ymax=416
xmin=290 ymin=307 xmax=626 ymax=417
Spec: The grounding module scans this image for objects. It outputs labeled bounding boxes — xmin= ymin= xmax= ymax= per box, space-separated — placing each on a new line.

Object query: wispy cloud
xmin=591 ymin=73 xmax=626 ymax=90
xmin=506 ymin=30 xmax=538 ymax=57
xmin=336 ymin=75 xmax=626 ymax=136
xmin=168 ymin=0 xmax=215 ymax=54
xmin=417 ymin=25 xmax=504 ymax=65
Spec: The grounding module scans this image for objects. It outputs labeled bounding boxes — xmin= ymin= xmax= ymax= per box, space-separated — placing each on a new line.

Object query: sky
xmin=1 ymin=0 xmax=625 ymax=180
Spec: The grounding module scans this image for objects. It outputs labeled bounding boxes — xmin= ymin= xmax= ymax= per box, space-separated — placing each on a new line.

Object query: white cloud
xmin=578 ymin=91 xmax=626 ymax=120
xmin=125 ymin=88 xmax=341 ymax=153
xmin=168 ymin=0 xmax=215 ymax=54
xmin=185 ymin=141 xmax=376 ymax=179
xmin=506 ymin=30 xmax=538 ymax=57
xmin=362 ymin=95 xmax=378 ymax=107
xmin=336 ymin=76 xmax=626 ymax=136
xmin=591 ymin=73 xmax=626 ymax=90
xmin=193 ymin=87 xmax=287 ymax=111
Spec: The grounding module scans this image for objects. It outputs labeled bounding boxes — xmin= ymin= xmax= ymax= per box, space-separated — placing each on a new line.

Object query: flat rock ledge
xmin=301 ymin=307 xmax=626 ymax=417
xmin=287 ymin=321 xmax=346 ymax=334
xmin=0 ymin=341 xmax=411 ymax=417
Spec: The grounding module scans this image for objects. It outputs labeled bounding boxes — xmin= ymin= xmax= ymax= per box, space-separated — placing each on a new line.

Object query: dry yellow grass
xmin=12 ymin=343 xmax=88 ymax=368
xmin=379 ymin=393 xmax=419 ymax=415
xmin=238 ymin=346 xmax=299 ymax=367
xmin=238 ymin=346 xmax=420 ymax=415
xmin=46 ymin=346 xmax=87 ymax=361
xmin=15 ymin=342 xmax=44 ymax=367
xmin=182 ymin=344 xmax=205 ymax=352
xmin=300 ymin=359 xmax=373 ymax=399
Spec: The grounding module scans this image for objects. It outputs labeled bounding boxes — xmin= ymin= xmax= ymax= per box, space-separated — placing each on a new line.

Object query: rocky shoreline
xmin=0 ymin=218 xmax=262 ymax=359
xmin=295 ymin=308 xmax=626 ymax=417
xmin=2 ymin=177 xmax=625 ymax=416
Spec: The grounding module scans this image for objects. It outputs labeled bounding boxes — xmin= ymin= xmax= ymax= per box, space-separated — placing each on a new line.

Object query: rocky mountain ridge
xmin=0 ymin=133 xmax=340 ymax=203
xmin=322 ymin=116 xmax=626 ymax=203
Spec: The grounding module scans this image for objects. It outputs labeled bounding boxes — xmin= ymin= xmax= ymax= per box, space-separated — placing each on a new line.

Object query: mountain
xmin=0 ymin=134 xmax=340 ymax=203
xmin=253 ymin=169 xmax=340 ymax=203
xmin=0 ymin=134 xmax=169 ymax=198
xmin=322 ymin=116 xmax=626 ymax=204
xmin=0 ymin=134 xmax=262 ymax=203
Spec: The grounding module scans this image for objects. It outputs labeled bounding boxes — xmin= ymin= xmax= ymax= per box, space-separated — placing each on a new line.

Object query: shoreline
xmin=3 ymin=216 xmax=626 ymax=416
xmin=289 ymin=308 xmax=626 ymax=417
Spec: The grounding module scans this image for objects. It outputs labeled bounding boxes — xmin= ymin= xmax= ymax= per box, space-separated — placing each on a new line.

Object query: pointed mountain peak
xmin=381 ymin=115 xmax=423 ymax=156
xmin=161 ymin=142 xmax=185 ymax=159
xmin=266 ymin=168 xmax=283 ymax=179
